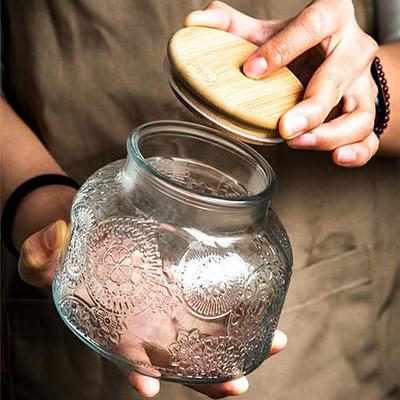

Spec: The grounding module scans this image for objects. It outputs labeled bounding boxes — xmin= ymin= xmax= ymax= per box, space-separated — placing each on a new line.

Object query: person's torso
xmin=2 ymin=1 xmax=399 ymax=399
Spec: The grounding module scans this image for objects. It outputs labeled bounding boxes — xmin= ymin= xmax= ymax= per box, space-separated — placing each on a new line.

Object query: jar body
xmin=53 ymin=121 xmax=293 ymax=383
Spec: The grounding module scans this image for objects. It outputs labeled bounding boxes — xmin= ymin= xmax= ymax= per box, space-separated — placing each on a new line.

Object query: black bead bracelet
xmin=371 ymin=57 xmax=390 ymax=137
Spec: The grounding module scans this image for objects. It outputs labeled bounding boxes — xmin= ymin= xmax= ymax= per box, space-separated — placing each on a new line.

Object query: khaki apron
xmin=2 ymin=1 xmax=399 ymax=399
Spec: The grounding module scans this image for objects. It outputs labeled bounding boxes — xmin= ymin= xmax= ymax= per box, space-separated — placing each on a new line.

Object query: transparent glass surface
xmin=52 ymin=121 xmax=293 ymax=384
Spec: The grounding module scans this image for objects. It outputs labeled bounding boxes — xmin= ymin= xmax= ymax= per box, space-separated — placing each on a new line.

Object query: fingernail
xmin=288 ymin=133 xmax=316 ymax=148
xmin=233 ymin=377 xmax=249 ymax=393
xmin=337 ymin=148 xmax=356 ymax=164
xmin=243 ymin=56 xmax=268 ymax=79
xmin=274 ymin=330 xmax=288 ymax=349
xmin=140 ymin=376 xmax=160 ymax=397
xmin=282 ymin=114 xmax=308 ymax=138
xmin=43 ymin=222 xmax=61 ymax=250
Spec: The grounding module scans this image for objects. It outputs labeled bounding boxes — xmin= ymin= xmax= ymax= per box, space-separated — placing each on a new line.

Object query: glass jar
xmin=53 ymin=121 xmax=292 ymax=384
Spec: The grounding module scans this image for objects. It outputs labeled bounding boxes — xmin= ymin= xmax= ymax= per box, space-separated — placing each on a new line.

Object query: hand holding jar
xmin=17 ymin=124 xmax=289 ymax=399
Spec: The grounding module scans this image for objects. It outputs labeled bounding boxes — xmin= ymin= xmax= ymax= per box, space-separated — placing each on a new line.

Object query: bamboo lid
xmin=167 ymin=27 xmax=303 ymax=145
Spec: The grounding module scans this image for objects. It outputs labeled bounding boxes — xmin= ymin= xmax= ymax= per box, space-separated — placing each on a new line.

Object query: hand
xmin=18 ymin=220 xmax=288 ymax=398
xmin=184 ymin=0 xmax=379 ymax=167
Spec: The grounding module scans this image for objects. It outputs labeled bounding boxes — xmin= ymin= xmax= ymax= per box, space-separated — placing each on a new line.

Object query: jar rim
xmin=127 ymin=120 xmax=276 ymax=209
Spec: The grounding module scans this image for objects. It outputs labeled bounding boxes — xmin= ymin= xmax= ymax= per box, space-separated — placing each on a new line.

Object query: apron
xmin=2 ymin=1 xmax=399 ymax=399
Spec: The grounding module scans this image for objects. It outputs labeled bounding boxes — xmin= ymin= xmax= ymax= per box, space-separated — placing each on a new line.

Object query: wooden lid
xmin=167 ymin=27 xmax=303 ymax=144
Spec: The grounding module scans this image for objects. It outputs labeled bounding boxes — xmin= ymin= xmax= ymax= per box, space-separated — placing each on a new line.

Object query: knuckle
xmin=361 ymin=34 xmax=379 ymax=59
xmin=207 ymin=1 xmax=225 ymax=10
xmin=367 ymin=35 xmax=379 ymax=55
xmin=321 ymin=137 xmax=337 ymax=151
xmin=314 ymin=101 xmax=328 ymax=122
xmin=308 ymin=72 xmax=343 ymax=111
xmin=301 ymin=6 xmax=327 ymax=38
xmin=312 ymin=128 xmax=336 ymax=151
xmin=301 ymin=95 xmax=327 ymax=121
xmin=358 ymin=111 xmax=375 ymax=136
xmin=267 ymin=39 xmax=291 ymax=66
xmin=324 ymin=73 xmax=344 ymax=103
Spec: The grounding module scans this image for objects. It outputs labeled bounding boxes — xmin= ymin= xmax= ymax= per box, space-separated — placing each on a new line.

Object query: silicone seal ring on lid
xmin=164 ymin=57 xmax=284 ymax=146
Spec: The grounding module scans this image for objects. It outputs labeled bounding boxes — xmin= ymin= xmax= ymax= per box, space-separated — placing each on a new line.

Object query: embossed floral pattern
xmin=73 ymin=160 xmax=124 ymax=214
xmin=66 ymin=204 xmax=95 ymax=285
xmin=52 ymin=157 xmax=293 ymax=383
xmin=85 ymin=217 xmax=175 ymax=316
xmin=59 ymin=296 xmax=125 ymax=349
xmin=174 ymin=245 xmax=249 ymax=318
xmin=54 ymin=204 xmax=96 ymax=295
xmin=169 ymin=329 xmax=246 ymax=379
xmin=266 ymin=208 xmax=293 ymax=262
xmin=227 ymin=263 xmax=288 ymax=366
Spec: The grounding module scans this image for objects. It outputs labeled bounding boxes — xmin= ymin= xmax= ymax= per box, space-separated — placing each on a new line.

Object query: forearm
xmin=1 ymin=96 xmax=76 ymax=250
xmin=377 ymin=42 xmax=400 ymax=156
xmin=1 ymin=96 xmax=66 ymax=203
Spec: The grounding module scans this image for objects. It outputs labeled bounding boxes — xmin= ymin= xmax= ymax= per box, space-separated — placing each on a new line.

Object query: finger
xmin=279 ymin=46 xmax=377 ymax=140
xmin=287 ymin=96 xmax=375 ymax=151
xmin=243 ymin=3 xmax=339 ymax=79
xmin=184 ymin=1 xmax=283 ymax=46
xmin=186 ymin=377 xmax=249 ymax=399
xmin=269 ymin=329 xmax=288 ymax=356
xmin=333 ymin=131 xmax=379 ymax=167
xmin=184 ymin=1 xmax=251 ymax=32
xmin=18 ymin=220 xmax=69 ymax=287
xmin=124 ymin=370 xmax=160 ymax=398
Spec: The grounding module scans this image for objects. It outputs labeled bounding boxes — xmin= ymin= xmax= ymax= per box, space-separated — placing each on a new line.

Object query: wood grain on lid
xmin=168 ymin=27 xmax=303 ymax=133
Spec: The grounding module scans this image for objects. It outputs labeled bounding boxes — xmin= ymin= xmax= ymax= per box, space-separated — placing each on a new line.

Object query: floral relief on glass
xmin=173 ymin=244 xmax=249 ymax=319
xmin=52 ymin=121 xmax=293 ymax=383
xmin=85 ymin=217 xmax=175 ymax=316
xmin=74 ymin=161 xmax=125 ymax=216
xmin=227 ymin=261 xmax=288 ymax=367
xmin=59 ymin=296 xmax=125 ymax=350
xmin=266 ymin=208 xmax=292 ymax=261
xmin=169 ymin=329 xmax=246 ymax=379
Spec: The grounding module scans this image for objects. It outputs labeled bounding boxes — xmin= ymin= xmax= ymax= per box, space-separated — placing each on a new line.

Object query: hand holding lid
xmin=167 ymin=27 xmax=303 ymax=144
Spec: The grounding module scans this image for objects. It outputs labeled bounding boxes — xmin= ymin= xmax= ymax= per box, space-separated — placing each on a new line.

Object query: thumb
xmin=18 ymin=220 xmax=69 ymax=287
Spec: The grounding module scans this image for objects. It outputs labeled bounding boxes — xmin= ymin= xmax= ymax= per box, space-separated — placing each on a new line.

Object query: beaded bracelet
xmin=1 ymin=174 xmax=80 ymax=257
xmin=371 ymin=57 xmax=390 ymax=137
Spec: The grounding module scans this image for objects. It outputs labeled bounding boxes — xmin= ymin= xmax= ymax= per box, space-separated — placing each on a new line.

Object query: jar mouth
xmin=127 ymin=121 xmax=276 ymax=209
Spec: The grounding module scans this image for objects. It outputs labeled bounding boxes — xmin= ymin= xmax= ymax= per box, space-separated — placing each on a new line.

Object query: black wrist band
xmin=371 ymin=57 xmax=390 ymax=137
xmin=1 ymin=174 xmax=80 ymax=257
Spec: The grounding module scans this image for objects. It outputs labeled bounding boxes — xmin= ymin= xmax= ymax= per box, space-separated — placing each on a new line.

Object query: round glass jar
xmin=52 ymin=121 xmax=293 ymax=384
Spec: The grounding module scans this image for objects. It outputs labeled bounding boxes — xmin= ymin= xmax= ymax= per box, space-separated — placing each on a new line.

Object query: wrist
xmin=12 ymin=185 xmax=77 ymax=251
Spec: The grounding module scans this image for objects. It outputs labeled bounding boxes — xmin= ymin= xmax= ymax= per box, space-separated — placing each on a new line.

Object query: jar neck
xmin=121 ymin=121 xmax=276 ymax=235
